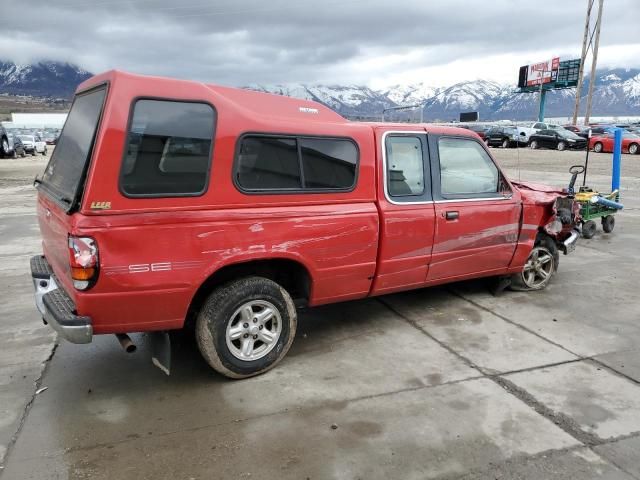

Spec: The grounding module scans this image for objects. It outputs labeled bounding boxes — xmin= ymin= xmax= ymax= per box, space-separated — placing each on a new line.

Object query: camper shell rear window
xmin=37 ymin=85 xmax=107 ymax=211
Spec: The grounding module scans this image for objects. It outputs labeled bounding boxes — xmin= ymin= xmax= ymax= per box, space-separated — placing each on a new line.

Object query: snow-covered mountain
xmin=0 ymin=61 xmax=91 ymax=98
xmin=248 ymin=69 xmax=640 ymax=121
xmin=247 ymin=83 xmax=395 ymax=117
xmin=0 ymin=59 xmax=638 ymax=121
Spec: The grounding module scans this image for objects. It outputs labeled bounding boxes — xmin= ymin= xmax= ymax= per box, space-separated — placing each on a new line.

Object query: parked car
xmin=589 ymin=132 xmax=640 ymax=154
xmin=30 ymin=70 xmax=581 ymax=379
xmin=563 ymin=125 xmax=590 ymax=139
xmin=528 ymin=129 xmax=587 ymax=151
xmin=458 ymin=123 xmax=490 ymax=140
xmin=17 ymin=134 xmax=48 ymax=156
xmin=484 ymin=126 xmax=527 ymax=148
xmin=0 ymin=125 xmax=10 ymax=158
xmin=43 ymin=133 xmax=58 ymax=145
xmin=0 ymin=127 xmax=27 ymax=158
xmin=588 ymin=125 xmax=616 ymax=136
xmin=529 ymin=122 xmax=561 ymax=132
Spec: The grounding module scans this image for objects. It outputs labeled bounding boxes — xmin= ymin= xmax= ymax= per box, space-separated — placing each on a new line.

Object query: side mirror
xmin=520 ymin=132 xmax=526 ymax=136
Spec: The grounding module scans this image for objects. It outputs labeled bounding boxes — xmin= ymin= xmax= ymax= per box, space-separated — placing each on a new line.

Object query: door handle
xmin=444 ymin=211 xmax=459 ymax=220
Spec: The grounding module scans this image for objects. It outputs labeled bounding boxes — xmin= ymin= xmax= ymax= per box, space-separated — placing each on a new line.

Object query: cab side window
xmin=438 ymin=137 xmax=503 ymax=197
xmin=386 ymin=136 xmax=424 ymax=197
xmin=120 ymin=99 xmax=215 ymax=197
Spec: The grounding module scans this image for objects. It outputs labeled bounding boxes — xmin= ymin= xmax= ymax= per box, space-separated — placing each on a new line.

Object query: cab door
xmin=371 ymin=129 xmax=436 ymax=295
xmin=426 ymin=134 xmax=520 ymax=283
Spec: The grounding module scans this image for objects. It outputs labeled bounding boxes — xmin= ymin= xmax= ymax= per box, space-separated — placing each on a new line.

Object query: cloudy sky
xmin=3 ymin=0 xmax=639 ymax=87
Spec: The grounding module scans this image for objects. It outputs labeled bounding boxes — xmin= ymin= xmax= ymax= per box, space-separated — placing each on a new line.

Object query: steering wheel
xmin=569 ymin=165 xmax=585 ymax=174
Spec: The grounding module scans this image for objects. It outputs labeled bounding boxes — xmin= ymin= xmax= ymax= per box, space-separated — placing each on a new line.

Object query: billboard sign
xmin=517 ymin=58 xmax=581 ymax=92
xmin=525 ymin=57 xmax=560 ymax=86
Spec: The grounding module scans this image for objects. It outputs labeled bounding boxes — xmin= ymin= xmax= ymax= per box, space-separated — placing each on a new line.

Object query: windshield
xmin=18 ymin=135 xmax=34 ymax=142
xmin=622 ymin=132 xmax=640 ymax=138
xmin=557 ymin=130 xmax=582 ymax=140
xmin=39 ymin=86 xmax=106 ymax=209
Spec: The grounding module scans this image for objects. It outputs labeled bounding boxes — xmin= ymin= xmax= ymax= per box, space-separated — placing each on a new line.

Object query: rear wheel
xmin=529 ymin=140 xmax=538 ymax=149
xmin=629 ymin=143 xmax=639 ymax=155
xmin=593 ymin=142 xmax=603 ymax=153
xmin=196 ymin=276 xmax=297 ymax=379
xmin=557 ymin=141 xmax=566 ymax=151
xmin=510 ymin=234 xmax=558 ymax=291
xmin=582 ymin=220 xmax=597 ymax=239
xmin=602 ymin=215 xmax=615 ymax=233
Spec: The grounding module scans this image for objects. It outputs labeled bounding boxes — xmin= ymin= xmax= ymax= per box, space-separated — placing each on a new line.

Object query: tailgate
xmin=37 ymin=192 xmax=75 ymax=295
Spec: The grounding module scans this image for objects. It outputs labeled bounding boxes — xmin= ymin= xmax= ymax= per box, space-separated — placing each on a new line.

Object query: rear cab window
xmin=37 ymin=86 xmax=107 ymax=211
xmin=120 ymin=99 xmax=216 ymax=197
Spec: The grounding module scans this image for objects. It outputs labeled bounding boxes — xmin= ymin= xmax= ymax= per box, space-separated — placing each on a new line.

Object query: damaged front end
xmin=512 ymin=181 xmax=581 ymax=254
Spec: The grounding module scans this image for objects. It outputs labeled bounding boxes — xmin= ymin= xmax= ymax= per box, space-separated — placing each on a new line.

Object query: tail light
xmin=68 ymin=236 xmax=99 ymax=290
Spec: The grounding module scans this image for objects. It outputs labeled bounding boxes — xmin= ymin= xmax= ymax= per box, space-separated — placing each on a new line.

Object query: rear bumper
xmin=30 ymin=255 xmax=93 ymax=344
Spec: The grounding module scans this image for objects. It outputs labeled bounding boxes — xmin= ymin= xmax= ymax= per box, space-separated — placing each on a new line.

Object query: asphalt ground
xmin=1 ymin=146 xmax=640 ymax=479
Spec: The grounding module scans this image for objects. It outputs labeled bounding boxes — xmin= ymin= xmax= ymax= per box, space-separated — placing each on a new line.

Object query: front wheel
xmin=529 ymin=140 xmax=538 ymax=149
xmin=557 ymin=141 xmax=566 ymax=151
xmin=582 ymin=220 xmax=597 ymax=239
xmin=629 ymin=143 xmax=638 ymax=155
xmin=593 ymin=142 xmax=603 ymax=153
xmin=502 ymin=138 xmax=510 ymax=148
xmin=510 ymin=234 xmax=558 ymax=291
xmin=196 ymin=276 xmax=297 ymax=379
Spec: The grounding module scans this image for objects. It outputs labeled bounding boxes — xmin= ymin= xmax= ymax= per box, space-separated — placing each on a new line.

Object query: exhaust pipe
xmin=115 ymin=333 xmax=136 ymax=353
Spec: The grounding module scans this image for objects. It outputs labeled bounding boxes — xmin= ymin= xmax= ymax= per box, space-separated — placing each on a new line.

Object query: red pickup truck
xmin=31 ymin=71 xmax=579 ymax=378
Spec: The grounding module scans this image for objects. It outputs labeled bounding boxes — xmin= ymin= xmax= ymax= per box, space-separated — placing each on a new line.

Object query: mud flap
xmin=149 ymin=331 xmax=171 ymax=376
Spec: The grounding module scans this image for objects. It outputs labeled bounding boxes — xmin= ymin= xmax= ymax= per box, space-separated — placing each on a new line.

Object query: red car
xmin=30 ymin=71 xmax=580 ymax=379
xmin=590 ymin=132 xmax=640 ymax=154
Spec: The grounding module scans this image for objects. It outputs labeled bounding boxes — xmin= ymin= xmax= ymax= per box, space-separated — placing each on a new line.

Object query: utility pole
xmin=584 ymin=0 xmax=604 ymax=125
xmin=572 ymin=0 xmax=594 ymax=125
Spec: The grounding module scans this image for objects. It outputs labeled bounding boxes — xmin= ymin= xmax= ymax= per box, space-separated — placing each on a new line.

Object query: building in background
xmin=6 ymin=113 xmax=68 ymax=129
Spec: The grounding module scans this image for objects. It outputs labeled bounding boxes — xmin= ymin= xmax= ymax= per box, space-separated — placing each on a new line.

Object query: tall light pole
xmin=584 ymin=0 xmax=604 ymax=125
xmin=572 ymin=0 xmax=594 ymax=125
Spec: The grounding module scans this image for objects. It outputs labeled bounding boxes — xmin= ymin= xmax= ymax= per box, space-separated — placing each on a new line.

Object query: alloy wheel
xmin=225 ymin=300 xmax=282 ymax=361
xmin=520 ymin=246 xmax=555 ymax=289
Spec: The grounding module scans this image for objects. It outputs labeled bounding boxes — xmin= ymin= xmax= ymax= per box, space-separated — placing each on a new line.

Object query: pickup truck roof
xmin=78 ymin=70 xmax=477 ymax=140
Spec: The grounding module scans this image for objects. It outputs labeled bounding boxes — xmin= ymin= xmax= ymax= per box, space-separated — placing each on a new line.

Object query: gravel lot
xmin=1 ymin=146 xmax=640 ymax=479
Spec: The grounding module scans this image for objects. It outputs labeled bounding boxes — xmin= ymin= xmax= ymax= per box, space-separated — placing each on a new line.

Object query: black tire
xmin=31 ymin=151 xmax=37 ymax=157
xmin=629 ymin=143 xmax=639 ymax=155
xmin=602 ymin=215 xmax=615 ymax=233
xmin=195 ymin=276 xmax=297 ymax=379
xmin=557 ymin=141 xmax=566 ymax=151
xmin=593 ymin=142 xmax=603 ymax=153
xmin=0 ymin=137 xmax=9 ymax=158
xmin=20 ymin=151 xmax=26 ymax=158
xmin=11 ymin=150 xmax=17 ymax=159
xmin=502 ymin=138 xmax=510 ymax=148
xmin=42 ymin=148 xmax=48 ymax=156
xmin=510 ymin=233 xmax=559 ymax=291
xmin=582 ymin=220 xmax=597 ymax=239
xmin=529 ymin=140 xmax=538 ymax=150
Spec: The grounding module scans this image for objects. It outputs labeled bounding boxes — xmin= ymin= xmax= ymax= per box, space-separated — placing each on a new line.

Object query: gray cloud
xmin=2 ymin=0 xmax=639 ymax=86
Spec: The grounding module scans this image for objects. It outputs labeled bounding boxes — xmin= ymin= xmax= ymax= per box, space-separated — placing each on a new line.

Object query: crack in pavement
xmin=376 ymin=294 xmax=640 ymax=462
